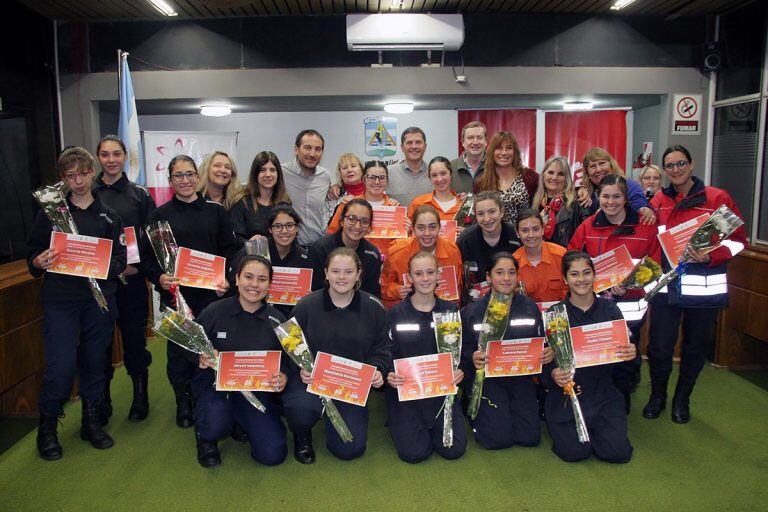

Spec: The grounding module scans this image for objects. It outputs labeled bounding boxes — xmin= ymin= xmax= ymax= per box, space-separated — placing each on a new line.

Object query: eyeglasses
xmin=170 ymin=171 xmax=198 ymax=181
xmin=344 ymin=215 xmax=371 ymax=228
xmin=365 ymin=175 xmax=387 ymax=183
xmin=64 ymin=169 xmax=93 ymax=181
xmin=663 ymin=160 xmax=690 ymax=171
xmin=271 ymin=222 xmax=297 ymax=232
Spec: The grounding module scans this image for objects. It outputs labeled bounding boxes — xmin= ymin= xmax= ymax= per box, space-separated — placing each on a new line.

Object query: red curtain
xmin=544 ymin=111 xmax=627 ymax=170
xmin=458 ymin=110 xmax=537 ymax=170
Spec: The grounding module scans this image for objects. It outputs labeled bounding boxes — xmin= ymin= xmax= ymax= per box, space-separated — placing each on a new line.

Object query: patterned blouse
xmin=499 ymin=173 xmax=530 ymax=227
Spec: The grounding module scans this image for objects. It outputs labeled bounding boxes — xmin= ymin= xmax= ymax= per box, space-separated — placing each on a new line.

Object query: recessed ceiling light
xmin=200 ymin=105 xmax=232 ymax=117
xmin=563 ymin=101 xmax=594 ymax=111
xmin=147 ymin=0 xmax=178 ymax=17
xmin=610 ymin=0 xmax=637 ymax=11
xmin=384 ymin=102 xmax=414 ymax=114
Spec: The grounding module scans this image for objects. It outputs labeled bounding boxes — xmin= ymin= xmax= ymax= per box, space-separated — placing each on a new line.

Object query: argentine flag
xmin=118 ymin=53 xmax=145 ymax=185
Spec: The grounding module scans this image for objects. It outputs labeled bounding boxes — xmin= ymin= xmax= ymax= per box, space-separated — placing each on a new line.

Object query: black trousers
xmin=611 ymin=319 xmax=644 ymax=394
xmin=105 ymin=275 xmax=152 ymax=379
xmin=647 ymin=304 xmax=718 ymax=387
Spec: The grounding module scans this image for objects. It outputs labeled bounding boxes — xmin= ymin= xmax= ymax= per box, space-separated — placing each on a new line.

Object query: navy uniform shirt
xmin=142 ymin=194 xmax=242 ymax=316
xmin=267 ymin=237 xmax=313 ymax=318
xmin=308 ymin=230 xmax=382 ymax=298
xmin=292 ymin=289 xmax=391 ymax=376
xmin=27 ymin=190 xmax=126 ymax=301
xmin=541 ymin=297 xmax=625 ymax=423
xmin=456 ymin=222 xmax=521 ymax=303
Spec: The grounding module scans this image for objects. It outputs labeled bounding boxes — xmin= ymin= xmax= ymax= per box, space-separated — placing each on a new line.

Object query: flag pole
xmin=117 ymin=49 xmax=122 ymax=102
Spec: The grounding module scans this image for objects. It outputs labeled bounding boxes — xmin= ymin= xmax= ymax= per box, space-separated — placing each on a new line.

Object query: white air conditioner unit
xmin=346 ymin=14 xmax=464 ymax=52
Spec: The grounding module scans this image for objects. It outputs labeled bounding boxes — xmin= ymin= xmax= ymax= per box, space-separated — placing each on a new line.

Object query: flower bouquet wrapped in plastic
xmin=620 ymin=256 xmax=662 ymax=290
xmin=645 ymin=205 xmax=744 ymax=301
xmin=32 ymin=183 xmax=109 ymax=312
xmin=153 ymin=308 xmax=266 ymax=412
xmin=544 ymin=304 xmax=589 ymax=443
xmin=245 ymin=237 xmax=270 ymax=261
xmin=467 ymin=291 xmax=513 ymax=420
xmin=274 ymin=317 xmax=353 ymax=443
xmin=433 ymin=311 xmax=462 ymax=448
xmin=145 ymin=220 xmax=193 ymax=318
xmin=453 ymin=193 xmax=475 ymax=228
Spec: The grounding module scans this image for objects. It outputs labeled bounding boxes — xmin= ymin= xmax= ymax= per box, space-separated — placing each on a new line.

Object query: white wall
xmin=139 ymin=110 xmax=460 ymax=182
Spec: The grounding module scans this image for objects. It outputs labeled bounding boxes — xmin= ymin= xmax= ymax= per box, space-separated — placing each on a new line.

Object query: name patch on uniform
xmin=396 ymin=324 xmax=420 ymax=332
xmin=509 ymin=318 xmax=536 ymax=327
xmin=473 ymin=323 xmax=484 ymax=331
xmin=217 ymin=332 xmax=227 ymax=339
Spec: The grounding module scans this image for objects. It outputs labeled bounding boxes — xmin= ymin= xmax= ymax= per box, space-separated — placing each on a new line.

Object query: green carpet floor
xmin=2 ymin=340 xmax=767 ymax=512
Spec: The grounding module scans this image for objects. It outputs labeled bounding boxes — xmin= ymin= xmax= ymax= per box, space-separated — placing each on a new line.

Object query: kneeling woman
xmin=543 ymin=251 xmax=636 ymax=463
xmin=460 ymin=252 xmax=553 ymax=450
xmin=193 ymin=255 xmax=288 ymax=468
xmin=386 ymin=251 xmax=467 ymax=463
xmin=282 ymin=247 xmax=390 ymax=462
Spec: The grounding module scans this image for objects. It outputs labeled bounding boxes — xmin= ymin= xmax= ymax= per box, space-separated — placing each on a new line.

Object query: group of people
xmin=26 ymin=121 xmax=747 ymax=468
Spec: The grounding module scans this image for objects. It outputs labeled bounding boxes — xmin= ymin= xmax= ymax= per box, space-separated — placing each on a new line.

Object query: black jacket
xmin=230 ymin=195 xmax=282 ymax=243
xmin=267 ymin=237 xmax=313 ymax=318
xmin=547 ymin=201 xmax=590 ymax=248
xmin=456 ymin=222 xmax=521 ymax=303
xmin=308 ymin=230 xmax=382 ymax=298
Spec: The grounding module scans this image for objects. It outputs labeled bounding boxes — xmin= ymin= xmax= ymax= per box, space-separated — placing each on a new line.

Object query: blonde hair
xmin=335 ymin=153 xmax=364 ymax=188
xmin=532 ymin=155 xmax=577 ymax=211
xmin=197 ymin=151 xmax=244 ymax=210
xmin=581 ymin=147 xmax=625 ymax=197
xmin=638 ymin=164 xmax=663 ymax=182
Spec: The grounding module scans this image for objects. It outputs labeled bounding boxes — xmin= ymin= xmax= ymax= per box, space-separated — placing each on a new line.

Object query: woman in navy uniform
xmin=543 ymin=251 xmax=636 ymax=463
xmin=460 ymin=252 xmax=553 ymax=450
xmin=386 ymin=251 xmax=467 ymax=463
xmin=282 ymin=247 xmax=390 ymax=463
xmin=193 ymin=255 xmax=288 ymax=468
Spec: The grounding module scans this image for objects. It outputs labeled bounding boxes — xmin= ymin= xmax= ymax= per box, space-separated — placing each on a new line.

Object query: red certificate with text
xmin=368 ymin=206 xmax=408 ymax=239
xmin=123 ymin=226 xmax=140 ymax=264
xmin=571 ymin=319 xmax=629 ymax=368
xmin=436 ymin=265 xmax=460 ymax=301
xmin=48 ymin=231 xmax=112 ymax=280
xmin=658 ymin=213 xmax=709 ymax=264
xmin=308 ymin=352 xmax=377 ymax=407
xmin=393 ymin=353 xmax=457 ymax=401
xmin=215 ymin=351 xmax=282 ymax=392
xmin=537 ymin=301 xmax=560 ymax=313
xmin=174 ymin=247 xmax=226 ymax=290
xmin=267 ymin=267 xmax=313 ymax=306
xmin=439 ymin=220 xmax=458 ymax=243
xmin=592 ymin=245 xmax=635 ymax=293
xmin=485 ymin=337 xmax=545 ymax=377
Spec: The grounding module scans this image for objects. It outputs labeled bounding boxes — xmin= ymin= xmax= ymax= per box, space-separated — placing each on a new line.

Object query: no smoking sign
xmin=672 ymin=94 xmax=702 ymax=135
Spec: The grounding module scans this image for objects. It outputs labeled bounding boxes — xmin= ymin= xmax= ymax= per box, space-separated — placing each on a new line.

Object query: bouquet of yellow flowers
xmin=620 ymin=256 xmax=662 ymax=290
xmin=433 ymin=311 xmax=462 ymax=448
xmin=467 ymin=292 xmax=513 ymax=420
xmin=153 ymin=308 xmax=266 ymax=412
xmin=544 ymin=304 xmax=589 ymax=443
xmin=274 ymin=317 xmax=353 ymax=443
xmin=145 ymin=220 xmax=193 ymax=318
xmin=33 ymin=183 xmax=109 ymax=312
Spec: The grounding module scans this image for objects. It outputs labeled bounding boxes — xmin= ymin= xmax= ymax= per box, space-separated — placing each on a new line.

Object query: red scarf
xmin=344 ymin=181 xmax=366 ymax=197
xmin=540 ymin=195 xmax=563 ymax=240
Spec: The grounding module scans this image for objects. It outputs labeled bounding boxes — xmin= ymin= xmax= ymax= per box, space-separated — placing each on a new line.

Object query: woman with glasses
xmin=309 ymin=198 xmax=382 ymax=298
xmin=230 ymin=151 xmax=291 ymax=243
xmin=576 ymin=147 xmax=655 ymax=225
xmin=643 ymin=145 xmax=747 ymax=424
xmin=143 ymin=155 xmax=242 ymax=429
xmin=381 ymin=205 xmax=463 ymax=309
xmin=327 ymin=160 xmax=401 ymax=259
xmin=28 ymin=147 xmax=126 ymax=460
xmin=408 ymin=157 xmax=463 ymax=224
xmin=531 ymin=155 xmax=590 ymax=248
xmin=638 ymin=165 xmax=663 ymax=200
xmin=197 ymin=150 xmax=244 ymax=211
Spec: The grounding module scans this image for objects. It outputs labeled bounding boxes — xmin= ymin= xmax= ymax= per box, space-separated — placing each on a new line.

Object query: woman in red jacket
xmin=568 ymin=174 xmax=660 ymax=413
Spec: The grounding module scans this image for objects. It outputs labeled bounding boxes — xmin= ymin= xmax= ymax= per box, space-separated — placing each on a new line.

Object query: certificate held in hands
xmin=393 ymin=353 xmax=457 ymax=402
xmin=48 ymin=231 xmax=113 ymax=280
xmin=216 ymin=351 xmax=282 ymax=392
xmin=592 ymin=245 xmax=635 ymax=293
xmin=267 ymin=267 xmax=313 ymax=306
xmin=658 ymin=213 xmax=709 ymax=264
xmin=485 ymin=337 xmax=545 ymax=377
xmin=369 ymin=206 xmax=408 ymax=239
xmin=174 ymin=247 xmax=226 ymax=290
xmin=308 ymin=352 xmax=377 ymax=407
xmin=571 ymin=319 xmax=630 ymax=368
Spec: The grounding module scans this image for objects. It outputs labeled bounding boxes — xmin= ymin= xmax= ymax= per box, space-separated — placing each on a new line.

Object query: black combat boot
xmin=175 ymin=391 xmax=194 ymax=428
xmin=293 ymin=429 xmax=315 ymax=464
xmin=99 ymin=378 xmax=113 ymax=426
xmin=642 ymin=379 xmax=668 ymax=419
xmin=196 ymin=430 xmax=221 ymax=468
xmin=671 ymin=379 xmax=694 ymax=424
xmin=81 ymin=399 xmax=115 ymax=449
xmin=37 ymin=412 xmax=63 ymax=461
xmin=128 ymin=371 xmax=149 ymax=421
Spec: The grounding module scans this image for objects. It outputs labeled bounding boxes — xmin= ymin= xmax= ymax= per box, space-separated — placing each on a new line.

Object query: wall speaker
xmin=702 ymin=42 xmax=721 ymax=72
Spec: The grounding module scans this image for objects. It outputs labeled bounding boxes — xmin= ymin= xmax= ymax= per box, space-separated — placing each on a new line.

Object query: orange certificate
xmin=267 ymin=266 xmax=313 ymax=306
xmin=485 ymin=337 xmax=545 ymax=377
xmin=369 ymin=206 xmax=408 ymax=239
xmin=308 ymin=352 xmax=377 ymax=407
xmin=537 ymin=301 xmax=560 ymax=313
xmin=571 ymin=319 xmax=630 ymax=368
xmin=215 ymin=351 xmax=282 ymax=392
xmin=393 ymin=353 xmax=456 ymax=402
xmin=658 ymin=213 xmax=709 ymax=265
xmin=48 ymin=231 xmax=113 ymax=280
xmin=123 ymin=226 xmax=140 ymax=264
xmin=439 ymin=220 xmax=458 ymax=243
xmin=436 ymin=266 xmax=460 ymax=301
xmin=174 ymin=247 xmax=226 ymax=290
xmin=592 ymin=245 xmax=635 ymax=293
